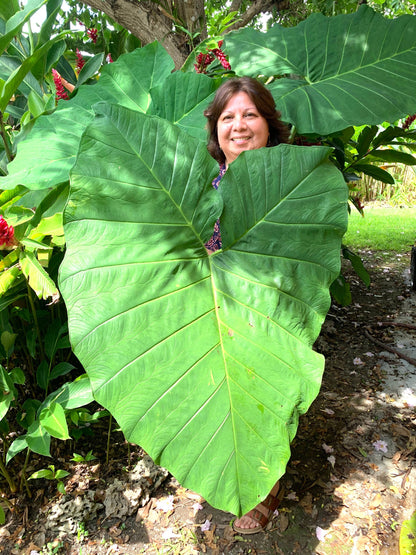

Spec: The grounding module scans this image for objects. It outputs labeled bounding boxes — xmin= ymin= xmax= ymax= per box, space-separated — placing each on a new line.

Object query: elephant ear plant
xmin=59 ymin=102 xmax=348 ymax=515
xmin=2 ymin=5 xmax=416 ymax=511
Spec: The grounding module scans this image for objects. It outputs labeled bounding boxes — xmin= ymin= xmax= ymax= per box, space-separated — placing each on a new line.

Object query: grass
xmin=343 ymin=204 xmax=416 ymax=253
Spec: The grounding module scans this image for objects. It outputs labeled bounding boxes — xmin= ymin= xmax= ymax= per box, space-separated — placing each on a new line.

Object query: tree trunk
xmin=78 ymin=0 xmax=190 ymax=68
xmin=78 ymin=0 xmax=284 ymax=68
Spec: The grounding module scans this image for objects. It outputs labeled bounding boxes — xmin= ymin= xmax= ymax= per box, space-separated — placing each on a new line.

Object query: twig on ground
xmin=364 ymin=329 xmax=416 ymax=367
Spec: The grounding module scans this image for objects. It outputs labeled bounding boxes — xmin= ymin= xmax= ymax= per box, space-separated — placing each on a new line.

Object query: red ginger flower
xmin=106 ymin=52 xmax=113 ymax=63
xmin=76 ymin=48 xmax=85 ymax=72
xmin=52 ymin=69 xmax=69 ymax=100
xmin=403 ymin=114 xmax=416 ymax=130
xmin=87 ymin=28 xmax=98 ymax=43
xmin=0 ymin=216 xmax=15 ymax=247
xmin=194 ymin=52 xmax=214 ymax=73
xmin=211 ymin=47 xmax=231 ymax=70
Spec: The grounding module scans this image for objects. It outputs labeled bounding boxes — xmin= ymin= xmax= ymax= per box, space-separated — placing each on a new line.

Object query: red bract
xmin=194 ymin=52 xmax=215 ymax=73
xmin=403 ymin=114 xmax=416 ymax=130
xmin=76 ymin=48 xmax=85 ymax=72
xmin=52 ymin=69 xmax=69 ymax=100
xmin=106 ymin=53 xmax=113 ymax=63
xmin=0 ymin=216 xmax=15 ymax=247
xmin=211 ymin=48 xmax=231 ymax=70
xmin=87 ymin=28 xmax=98 ymax=43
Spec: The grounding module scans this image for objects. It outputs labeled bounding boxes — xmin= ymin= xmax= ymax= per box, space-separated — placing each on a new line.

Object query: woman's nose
xmin=233 ymin=115 xmax=247 ymax=130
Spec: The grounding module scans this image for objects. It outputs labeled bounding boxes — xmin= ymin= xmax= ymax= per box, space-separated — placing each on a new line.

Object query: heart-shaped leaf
xmin=59 ymin=104 xmax=347 ymax=515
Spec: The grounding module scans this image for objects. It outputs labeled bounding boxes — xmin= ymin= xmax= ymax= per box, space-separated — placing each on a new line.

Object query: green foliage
xmin=28 ymin=463 xmax=69 ymax=493
xmin=225 ymin=6 xmax=416 ymax=134
xmin=400 ymin=510 xmax=416 ymax=554
xmin=71 ymin=450 xmax=96 ymax=462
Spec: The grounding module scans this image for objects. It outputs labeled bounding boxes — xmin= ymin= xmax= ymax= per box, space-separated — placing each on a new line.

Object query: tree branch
xmin=230 ymin=0 xmax=243 ymax=11
xmin=227 ymin=0 xmax=274 ymax=32
xmin=227 ymin=0 xmax=292 ymax=32
xmin=78 ymin=0 xmax=187 ymax=68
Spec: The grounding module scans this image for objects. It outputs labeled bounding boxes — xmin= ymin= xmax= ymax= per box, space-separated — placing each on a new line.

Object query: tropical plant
xmin=2 ymin=6 xmax=416 ymax=512
xmin=59 ymin=105 xmax=348 ymax=516
xmin=28 ymin=463 xmax=69 ymax=493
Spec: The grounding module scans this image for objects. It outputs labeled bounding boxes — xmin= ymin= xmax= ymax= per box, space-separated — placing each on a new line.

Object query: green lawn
xmin=343 ymin=205 xmax=416 ymax=253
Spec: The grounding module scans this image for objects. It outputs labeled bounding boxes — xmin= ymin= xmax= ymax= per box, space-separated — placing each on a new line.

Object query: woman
xmin=204 ymin=76 xmax=290 ymax=253
xmin=203 ymin=77 xmax=290 ymax=533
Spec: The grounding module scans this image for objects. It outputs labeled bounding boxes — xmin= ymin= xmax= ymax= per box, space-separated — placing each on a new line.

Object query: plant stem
xmin=0 ymin=112 xmax=13 ymax=162
xmin=0 ymin=457 xmax=17 ymax=493
xmin=106 ymin=414 xmax=113 ymax=465
xmin=126 ymin=441 xmax=131 ymax=469
xmin=20 ymin=448 xmax=31 ymax=497
xmin=26 ymin=282 xmax=45 ymax=361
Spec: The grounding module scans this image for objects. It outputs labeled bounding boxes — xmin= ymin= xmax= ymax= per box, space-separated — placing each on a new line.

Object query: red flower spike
xmin=75 ymin=48 xmax=85 ymax=72
xmin=106 ymin=53 xmax=113 ymax=63
xmin=403 ymin=114 xmax=416 ymax=130
xmin=211 ymin=48 xmax=231 ymax=70
xmin=87 ymin=28 xmax=98 ymax=43
xmin=52 ymin=69 xmax=69 ymax=100
xmin=0 ymin=216 xmax=15 ymax=247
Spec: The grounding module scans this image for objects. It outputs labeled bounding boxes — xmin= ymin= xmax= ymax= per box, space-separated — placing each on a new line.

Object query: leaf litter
xmin=1 ymin=248 xmax=416 ymax=555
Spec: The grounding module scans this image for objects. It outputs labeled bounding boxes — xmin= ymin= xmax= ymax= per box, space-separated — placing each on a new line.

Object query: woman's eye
xmin=223 ymin=115 xmax=232 ymax=121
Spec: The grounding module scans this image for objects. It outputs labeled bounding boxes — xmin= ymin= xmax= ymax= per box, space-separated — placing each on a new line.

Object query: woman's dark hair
xmin=204 ymin=77 xmax=290 ymax=164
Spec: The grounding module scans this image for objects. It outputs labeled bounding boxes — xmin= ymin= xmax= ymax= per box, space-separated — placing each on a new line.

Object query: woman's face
xmin=217 ymin=91 xmax=269 ymax=166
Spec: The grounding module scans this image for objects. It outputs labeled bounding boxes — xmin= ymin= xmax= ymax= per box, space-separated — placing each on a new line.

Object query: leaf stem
xmin=0 ymin=112 xmax=13 ymax=162
xmin=0 ymin=457 xmax=17 ymax=493
xmin=26 ymin=281 xmax=45 ymax=361
xmin=106 ymin=414 xmax=113 ymax=465
xmin=20 ymin=448 xmax=31 ymax=497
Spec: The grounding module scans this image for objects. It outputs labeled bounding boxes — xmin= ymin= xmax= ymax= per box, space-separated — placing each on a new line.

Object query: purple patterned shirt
xmin=204 ymin=164 xmax=226 ymax=252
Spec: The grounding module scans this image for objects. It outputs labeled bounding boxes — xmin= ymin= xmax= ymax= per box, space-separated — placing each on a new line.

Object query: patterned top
xmin=204 ymin=164 xmax=227 ymax=252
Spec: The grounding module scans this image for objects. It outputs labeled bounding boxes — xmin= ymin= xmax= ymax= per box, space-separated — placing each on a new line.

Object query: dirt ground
xmin=1 ymin=247 xmax=415 ymax=555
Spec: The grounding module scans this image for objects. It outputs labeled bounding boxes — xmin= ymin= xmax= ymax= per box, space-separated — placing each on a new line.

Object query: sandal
xmin=233 ymin=486 xmax=284 ymax=535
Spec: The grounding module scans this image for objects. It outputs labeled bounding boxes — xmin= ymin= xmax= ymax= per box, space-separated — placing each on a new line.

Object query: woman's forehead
xmin=222 ymin=92 xmax=257 ymax=112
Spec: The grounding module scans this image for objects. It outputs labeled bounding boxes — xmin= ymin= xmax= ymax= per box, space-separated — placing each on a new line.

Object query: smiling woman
xmin=203 ymin=77 xmax=292 ymax=533
xmin=204 ymin=76 xmax=290 ymax=254
xmin=204 ymin=77 xmax=290 ymax=167
xmin=216 ymin=91 xmax=270 ymax=165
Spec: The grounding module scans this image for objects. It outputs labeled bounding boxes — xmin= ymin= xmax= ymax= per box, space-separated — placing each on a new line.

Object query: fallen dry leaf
xmin=299 ymin=492 xmax=314 ymax=515
xmin=278 ymin=513 xmax=290 ymax=533
xmin=370 ymin=493 xmax=383 ymax=509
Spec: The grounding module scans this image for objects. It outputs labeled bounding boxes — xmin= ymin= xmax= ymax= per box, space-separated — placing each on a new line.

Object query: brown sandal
xmin=233 ymin=486 xmax=284 ymax=535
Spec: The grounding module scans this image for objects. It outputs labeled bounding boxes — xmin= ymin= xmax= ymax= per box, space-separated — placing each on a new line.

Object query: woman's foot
xmin=233 ymin=482 xmax=281 ymax=535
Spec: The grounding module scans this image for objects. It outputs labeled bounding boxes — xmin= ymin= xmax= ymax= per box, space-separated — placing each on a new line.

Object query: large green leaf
xmin=0 ymin=0 xmax=20 ymax=22
xmin=225 ymin=6 xmax=416 ymax=134
xmin=0 ymin=56 xmax=43 ymax=98
xmin=148 ymin=71 xmax=219 ymax=140
xmin=59 ymin=105 xmax=348 ymax=515
xmin=0 ymin=0 xmax=46 ymax=55
xmin=0 ymin=42 xmax=175 ymax=190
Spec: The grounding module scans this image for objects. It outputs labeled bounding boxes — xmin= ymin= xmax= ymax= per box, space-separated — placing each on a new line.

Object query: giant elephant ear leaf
xmin=0 ymin=42 xmax=175 ymax=191
xmin=148 ymin=71 xmax=219 ymax=141
xmin=225 ymin=5 xmax=416 ymax=134
xmin=59 ymin=104 xmax=348 ymax=516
